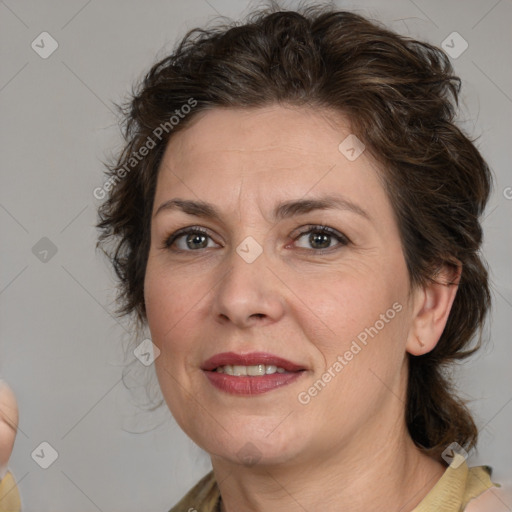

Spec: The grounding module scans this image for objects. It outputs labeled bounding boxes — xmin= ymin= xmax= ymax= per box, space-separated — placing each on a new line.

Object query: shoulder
xmin=168 ymin=471 xmax=220 ymax=512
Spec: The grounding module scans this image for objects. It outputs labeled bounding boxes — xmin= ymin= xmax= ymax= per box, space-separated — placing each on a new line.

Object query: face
xmin=144 ymin=105 xmax=416 ymax=468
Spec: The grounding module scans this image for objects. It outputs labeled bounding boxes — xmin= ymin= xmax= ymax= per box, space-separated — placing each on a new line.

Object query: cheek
xmin=313 ymin=276 xmax=409 ymax=397
xmin=144 ymin=261 xmax=188 ymax=348
xmin=297 ymin=281 xmax=407 ymax=417
xmin=290 ymin=265 xmax=406 ymax=350
xmin=144 ymin=258 xmax=215 ymax=377
xmin=143 ymin=262 xmax=198 ymax=417
xmin=291 ymin=267 xmax=410 ymax=413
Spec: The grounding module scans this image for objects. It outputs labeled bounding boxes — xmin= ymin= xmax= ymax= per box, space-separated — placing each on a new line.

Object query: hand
xmin=0 ymin=381 xmax=18 ymax=481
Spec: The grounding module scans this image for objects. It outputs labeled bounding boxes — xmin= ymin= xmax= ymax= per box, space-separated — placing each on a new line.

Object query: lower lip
xmin=203 ymin=370 xmax=305 ymax=395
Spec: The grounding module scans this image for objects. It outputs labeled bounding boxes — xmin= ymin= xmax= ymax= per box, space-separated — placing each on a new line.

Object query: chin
xmin=201 ymin=424 xmax=305 ymax=467
xmin=211 ymin=443 xmax=300 ymax=468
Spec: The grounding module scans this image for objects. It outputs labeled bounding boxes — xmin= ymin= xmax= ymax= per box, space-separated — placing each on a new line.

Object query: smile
xmin=201 ymin=351 xmax=307 ymax=395
xmin=214 ymin=364 xmax=287 ymax=376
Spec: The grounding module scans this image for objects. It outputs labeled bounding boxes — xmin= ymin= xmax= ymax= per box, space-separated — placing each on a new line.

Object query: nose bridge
xmin=212 ymin=240 xmax=284 ymax=327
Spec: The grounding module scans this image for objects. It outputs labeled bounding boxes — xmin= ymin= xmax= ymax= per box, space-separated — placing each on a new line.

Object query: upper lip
xmin=201 ymin=352 xmax=306 ymax=372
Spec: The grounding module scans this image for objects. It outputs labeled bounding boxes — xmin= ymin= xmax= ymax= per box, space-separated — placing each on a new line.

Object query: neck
xmin=212 ymin=421 xmax=445 ymax=512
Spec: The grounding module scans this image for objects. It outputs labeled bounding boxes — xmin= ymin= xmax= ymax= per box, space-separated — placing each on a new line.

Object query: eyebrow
xmin=153 ymin=195 xmax=371 ymax=222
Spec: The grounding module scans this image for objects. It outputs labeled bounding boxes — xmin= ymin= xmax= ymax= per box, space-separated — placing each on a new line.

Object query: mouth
xmin=201 ymin=352 xmax=307 ymax=395
xmin=212 ymin=364 xmax=291 ymax=376
xmin=201 ymin=351 xmax=306 ymax=373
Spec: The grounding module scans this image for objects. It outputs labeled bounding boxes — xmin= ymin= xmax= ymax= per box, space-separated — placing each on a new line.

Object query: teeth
xmin=247 ymin=364 xmax=265 ymax=376
xmin=265 ymin=365 xmax=277 ymax=374
xmin=232 ymin=365 xmax=247 ymax=376
xmin=215 ymin=364 xmax=288 ymax=376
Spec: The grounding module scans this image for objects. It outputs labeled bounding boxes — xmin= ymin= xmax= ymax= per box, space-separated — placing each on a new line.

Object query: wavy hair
xmin=97 ymin=3 xmax=492 ymax=461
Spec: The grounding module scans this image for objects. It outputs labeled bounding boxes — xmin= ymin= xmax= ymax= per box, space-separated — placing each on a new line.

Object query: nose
xmin=212 ymin=247 xmax=285 ymax=329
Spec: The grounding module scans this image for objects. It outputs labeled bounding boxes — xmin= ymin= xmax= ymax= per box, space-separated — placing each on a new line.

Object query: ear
xmin=406 ymin=263 xmax=461 ymax=356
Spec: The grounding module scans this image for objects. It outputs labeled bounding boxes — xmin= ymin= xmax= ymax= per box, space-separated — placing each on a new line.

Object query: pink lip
xmin=204 ymin=372 xmax=304 ymax=395
xmin=201 ymin=352 xmax=307 ymax=396
xmin=201 ymin=352 xmax=306 ymax=372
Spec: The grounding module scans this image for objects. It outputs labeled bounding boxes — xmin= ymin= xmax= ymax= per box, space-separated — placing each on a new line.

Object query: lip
xmin=201 ymin=352 xmax=306 ymax=372
xmin=201 ymin=352 xmax=307 ymax=396
xmin=204 ymin=371 xmax=304 ymax=395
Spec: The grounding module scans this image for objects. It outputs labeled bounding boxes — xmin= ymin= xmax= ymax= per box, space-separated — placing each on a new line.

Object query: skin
xmin=0 ymin=380 xmax=18 ymax=479
xmin=144 ymin=105 xmax=461 ymax=511
xmin=466 ymin=489 xmax=511 ymax=512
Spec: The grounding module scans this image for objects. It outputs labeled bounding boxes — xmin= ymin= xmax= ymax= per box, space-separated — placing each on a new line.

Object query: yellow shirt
xmin=168 ymin=454 xmax=498 ymax=512
xmin=0 ymin=454 xmax=498 ymax=512
xmin=0 ymin=471 xmax=21 ymax=512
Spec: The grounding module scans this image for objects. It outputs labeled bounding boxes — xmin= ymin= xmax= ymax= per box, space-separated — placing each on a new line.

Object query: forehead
xmin=154 ymin=105 xmax=389 ymax=219
xmin=163 ymin=106 xmax=348 ymax=168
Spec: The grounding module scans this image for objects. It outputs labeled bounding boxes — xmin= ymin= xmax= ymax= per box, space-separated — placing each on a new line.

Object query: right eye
xmin=163 ymin=227 xmax=220 ymax=251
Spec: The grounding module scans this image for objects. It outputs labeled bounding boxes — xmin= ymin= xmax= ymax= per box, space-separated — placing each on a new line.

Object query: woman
xmin=97 ymin=5 xmax=503 ymax=511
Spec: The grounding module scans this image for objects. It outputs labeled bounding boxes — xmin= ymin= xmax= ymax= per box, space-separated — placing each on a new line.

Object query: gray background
xmin=0 ymin=0 xmax=511 ymax=510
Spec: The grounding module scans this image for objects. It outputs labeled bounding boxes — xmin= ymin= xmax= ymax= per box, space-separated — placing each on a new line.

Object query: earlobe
xmin=406 ymin=263 xmax=462 ymax=356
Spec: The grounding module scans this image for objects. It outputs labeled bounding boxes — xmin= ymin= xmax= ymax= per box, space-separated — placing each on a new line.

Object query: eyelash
xmin=162 ymin=227 xmax=211 ymax=250
xmin=292 ymin=225 xmax=350 ymax=251
xmin=161 ymin=225 xmax=350 ymax=253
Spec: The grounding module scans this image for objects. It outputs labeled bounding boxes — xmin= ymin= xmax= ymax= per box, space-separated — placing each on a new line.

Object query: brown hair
xmin=97 ymin=3 xmax=492 ymax=461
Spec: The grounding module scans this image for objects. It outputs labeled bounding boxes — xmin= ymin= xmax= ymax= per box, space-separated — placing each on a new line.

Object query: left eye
xmin=293 ymin=226 xmax=349 ymax=250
